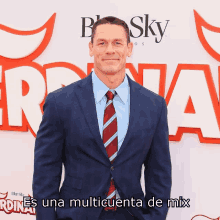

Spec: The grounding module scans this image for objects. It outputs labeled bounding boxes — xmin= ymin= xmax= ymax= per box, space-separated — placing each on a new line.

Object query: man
xmin=33 ymin=16 xmax=172 ymax=220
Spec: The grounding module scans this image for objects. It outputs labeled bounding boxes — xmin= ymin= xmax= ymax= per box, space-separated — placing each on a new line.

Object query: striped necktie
xmin=103 ymin=90 xmax=117 ymax=211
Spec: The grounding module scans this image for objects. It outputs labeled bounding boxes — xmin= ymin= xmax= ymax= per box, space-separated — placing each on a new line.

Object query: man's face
xmin=89 ymin=24 xmax=133 ymax=75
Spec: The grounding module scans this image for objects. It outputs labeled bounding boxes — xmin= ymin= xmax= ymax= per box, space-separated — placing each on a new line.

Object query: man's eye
xmin=99 ymin=42 xmax=105 ymax=45
xmin=115 ymin=42 xmax=121 ymax=45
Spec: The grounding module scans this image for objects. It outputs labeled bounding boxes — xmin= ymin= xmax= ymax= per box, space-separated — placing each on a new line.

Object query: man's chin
xmin=101 ymin=68 xmax=119 ymax=75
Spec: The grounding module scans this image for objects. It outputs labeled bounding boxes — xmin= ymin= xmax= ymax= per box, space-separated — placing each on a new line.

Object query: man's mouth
xmin=103 ymin=59 xmax=119 ymax=61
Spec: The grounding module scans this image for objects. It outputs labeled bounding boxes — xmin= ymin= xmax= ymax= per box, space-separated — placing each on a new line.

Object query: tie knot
xmin=106 ymin=90 xmax=115 ymax=101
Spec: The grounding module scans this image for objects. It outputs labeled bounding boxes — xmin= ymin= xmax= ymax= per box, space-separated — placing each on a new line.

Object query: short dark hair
xmin=91 ymin=16 xmax=130 ymax=44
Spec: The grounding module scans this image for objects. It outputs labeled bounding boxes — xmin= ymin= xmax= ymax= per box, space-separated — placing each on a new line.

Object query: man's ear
xmin=89 ymin=41 xmax=94 ymax=57
xmin=127 ymin=42 xmax=133 ymax=57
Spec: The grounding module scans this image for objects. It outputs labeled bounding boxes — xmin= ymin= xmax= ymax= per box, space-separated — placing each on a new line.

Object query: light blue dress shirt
xmin=91 ymin=71 xmax=130 ymax=199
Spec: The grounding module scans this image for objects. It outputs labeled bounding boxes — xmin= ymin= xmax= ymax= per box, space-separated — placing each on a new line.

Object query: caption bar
xmin=23 ymin=196 xmax=190 ymax=208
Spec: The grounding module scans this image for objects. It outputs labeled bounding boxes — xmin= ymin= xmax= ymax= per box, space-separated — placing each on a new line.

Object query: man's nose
xmin=106 ymin=43 xmax=115 ymax=53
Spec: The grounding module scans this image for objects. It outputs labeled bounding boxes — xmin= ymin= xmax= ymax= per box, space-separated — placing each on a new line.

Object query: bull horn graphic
xmin=194 ymin=10 xmax=220 ymax=62
xmin=0 ymin=192 xmax=8 ymax=199
xmin=0 ymin=13 xmax=56 ymax=64
xmin=191 ymin=214 xmax=220 ymax=220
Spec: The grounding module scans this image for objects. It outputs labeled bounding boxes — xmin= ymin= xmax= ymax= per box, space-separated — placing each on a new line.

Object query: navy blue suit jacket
xmin=33 ymin=73 xmax=172 ymax=220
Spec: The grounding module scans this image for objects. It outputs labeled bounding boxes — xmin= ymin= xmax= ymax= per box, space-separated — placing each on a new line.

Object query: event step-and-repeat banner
xmin=0 ymin=0 xmax=220 ymax=219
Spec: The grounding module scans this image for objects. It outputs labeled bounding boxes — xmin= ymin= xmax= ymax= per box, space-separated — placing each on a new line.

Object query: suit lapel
xmin=75 ymin=73 xmax=110 ymax=166
xmin=114 ymin=75 xmax=141 ymax=165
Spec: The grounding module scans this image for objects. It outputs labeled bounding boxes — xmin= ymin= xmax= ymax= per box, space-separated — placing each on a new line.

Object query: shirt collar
xmin=91 ymin=70 xmax=129 ymax=104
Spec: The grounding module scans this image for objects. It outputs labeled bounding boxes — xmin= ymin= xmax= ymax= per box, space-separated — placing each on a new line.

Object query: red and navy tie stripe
xmin=103 ymin=90 xmax=118 ymax=211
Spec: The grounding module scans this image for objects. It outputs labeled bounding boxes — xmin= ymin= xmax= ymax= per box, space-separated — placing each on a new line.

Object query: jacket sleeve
xmin=143 ymin=97 xmax=172 ymax=220
xmin=32 ymin=92 xmax=64 ymax=220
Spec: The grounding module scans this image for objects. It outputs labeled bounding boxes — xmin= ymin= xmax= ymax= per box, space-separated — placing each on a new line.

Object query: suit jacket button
xmin=111 ymin=166 xmax=114 ymax=171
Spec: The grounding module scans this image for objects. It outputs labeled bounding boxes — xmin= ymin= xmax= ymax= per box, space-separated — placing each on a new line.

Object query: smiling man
xmin=33 ymin=16 xmax=172 ymax=220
